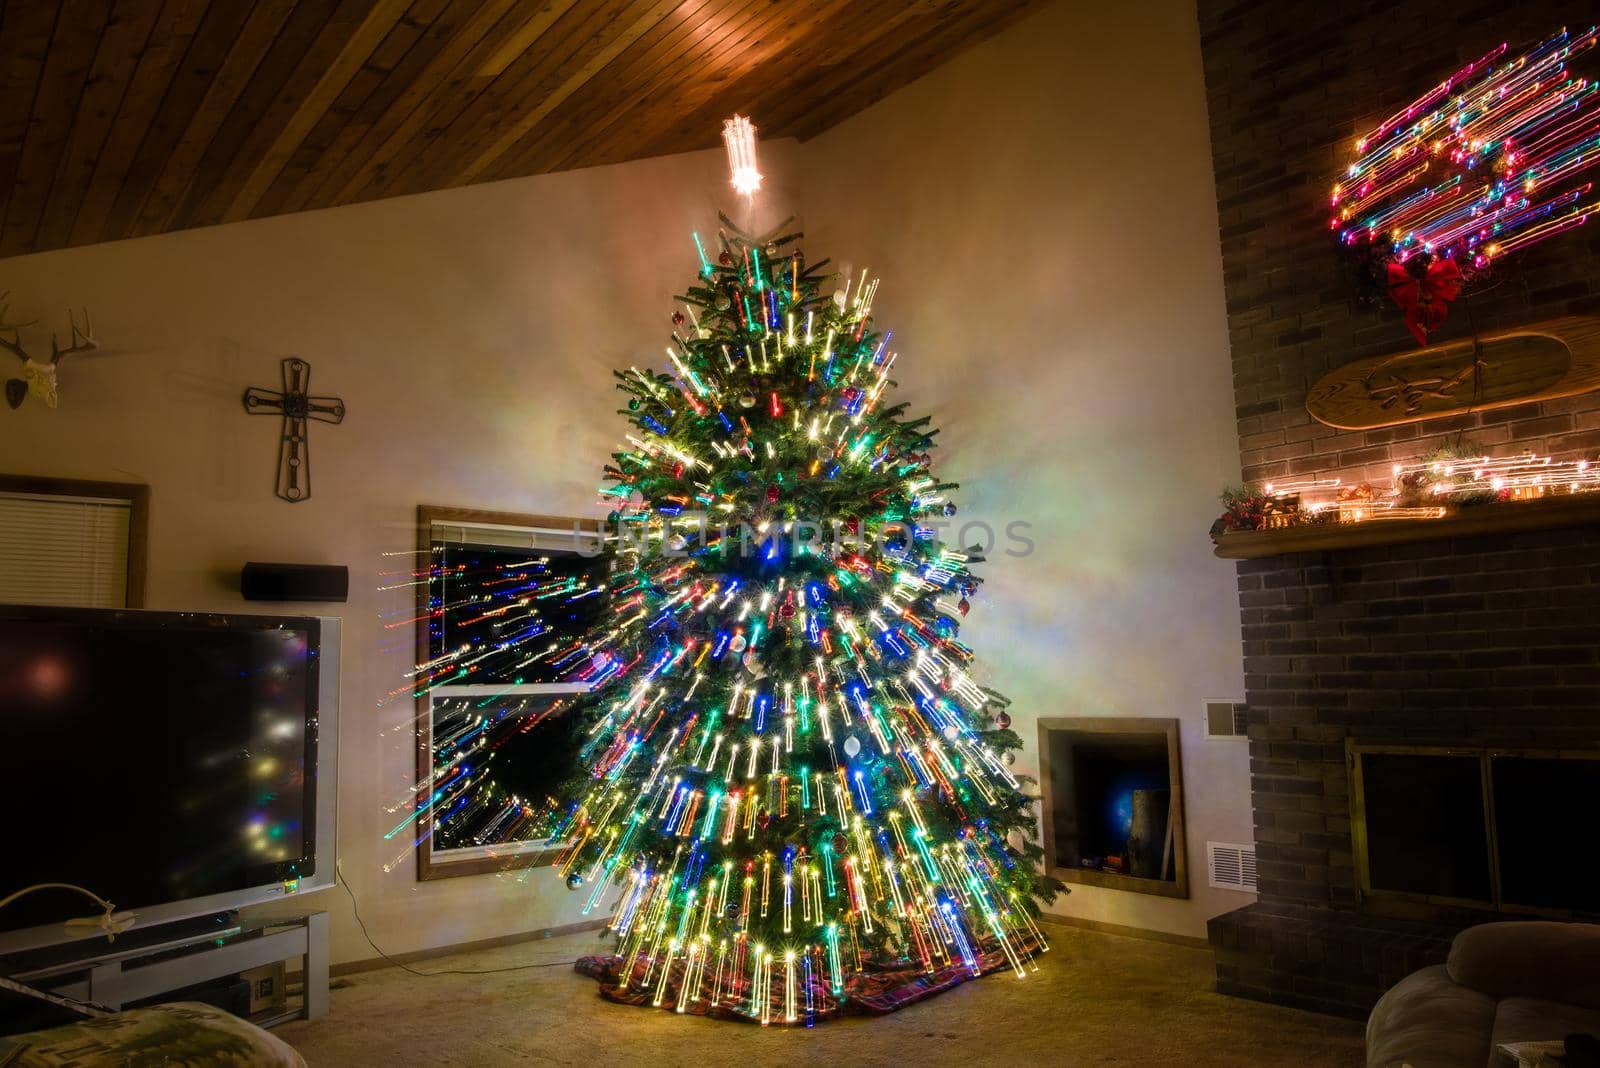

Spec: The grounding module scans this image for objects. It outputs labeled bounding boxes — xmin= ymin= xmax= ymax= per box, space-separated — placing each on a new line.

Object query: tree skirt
xmin=574 ymin=931 xmax=1045 ymax=1026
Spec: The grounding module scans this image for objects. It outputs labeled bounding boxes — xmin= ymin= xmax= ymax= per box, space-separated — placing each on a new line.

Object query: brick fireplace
xmin=1210 ymin=527 xmax=1600 ymax=1016
xmin=1198 ymin=0 xmax=1600 ymax=1019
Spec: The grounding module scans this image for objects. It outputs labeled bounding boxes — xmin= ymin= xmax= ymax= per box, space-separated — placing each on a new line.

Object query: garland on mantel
xmin=1211 ymin=448 xmax=1600 ymax=538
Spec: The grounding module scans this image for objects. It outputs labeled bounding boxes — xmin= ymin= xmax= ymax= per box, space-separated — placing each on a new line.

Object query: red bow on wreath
xmin=1386 ymin=258 xmax=1462 ymax=346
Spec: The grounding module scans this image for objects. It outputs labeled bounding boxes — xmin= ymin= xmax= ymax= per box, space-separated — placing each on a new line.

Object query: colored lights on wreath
xmin=1331 ymin=26 xmax=1600 ymax=343
xmin=1333 ymin=26 xmax=1600 ymax=269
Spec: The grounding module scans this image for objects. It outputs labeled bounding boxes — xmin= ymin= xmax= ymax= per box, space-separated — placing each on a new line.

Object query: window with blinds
xmin=428 ymin=518 xmax=604 ymax=556
xmin=0 ymin=489 xmax=134 ymax=608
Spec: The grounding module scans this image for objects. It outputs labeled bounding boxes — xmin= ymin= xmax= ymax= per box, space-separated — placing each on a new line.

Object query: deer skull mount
xmin=0 ymin=292 xmax=98 ymax=410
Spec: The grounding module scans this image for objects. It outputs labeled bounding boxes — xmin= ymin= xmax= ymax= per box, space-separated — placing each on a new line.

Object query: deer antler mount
xmin=0 ymin=293 xmax=98 ymax=410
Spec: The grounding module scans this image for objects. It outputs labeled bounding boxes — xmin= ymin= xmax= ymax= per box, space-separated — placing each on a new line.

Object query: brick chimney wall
xmin=1197 ymin=0 xmax=1600 ymax=1017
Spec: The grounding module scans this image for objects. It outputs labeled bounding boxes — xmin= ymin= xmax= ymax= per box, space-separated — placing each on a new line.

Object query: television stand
xmin=0 ymin=911 xmax=328 ymax=1027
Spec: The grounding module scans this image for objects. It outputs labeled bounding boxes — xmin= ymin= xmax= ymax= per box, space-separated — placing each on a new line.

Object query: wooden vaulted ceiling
xmin=0 ymin=0 xmax=1038 ymax=259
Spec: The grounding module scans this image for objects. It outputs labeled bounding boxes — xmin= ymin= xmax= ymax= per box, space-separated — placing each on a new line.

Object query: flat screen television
xmin=0 ymin=606 xmax=338 ymax=954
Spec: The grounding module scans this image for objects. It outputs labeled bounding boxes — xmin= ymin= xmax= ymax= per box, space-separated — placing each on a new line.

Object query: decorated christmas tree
xmin=533 ymin=215 xmax=1061 ymax=1025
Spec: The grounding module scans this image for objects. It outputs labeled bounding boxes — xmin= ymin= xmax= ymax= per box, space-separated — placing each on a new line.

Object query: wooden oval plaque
xmin=1305 ymin=316 xmax=1600 ymax=430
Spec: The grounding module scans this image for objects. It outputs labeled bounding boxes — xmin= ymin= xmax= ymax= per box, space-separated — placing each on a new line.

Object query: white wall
xmin=800 ymin=0 xmax=1249 ymax=939
xmin=0 ymin=0 xmax=1246 ymax=957
xmin=0 ymin=143 xmax=802 ymax=965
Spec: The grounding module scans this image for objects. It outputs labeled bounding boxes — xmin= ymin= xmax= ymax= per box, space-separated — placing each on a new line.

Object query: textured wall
xmin=0 ymin=143 xmax=804 ymax=966
xmin=0 ymin=0 xmax=1250 ymax=965
xmin=1237 ymin=528 xmax=1600 ymax=910
xmin=1199 ymin=0 xmax=1600 ymax=487
xmin=804 ymin=0 xmax=1250 ymax=941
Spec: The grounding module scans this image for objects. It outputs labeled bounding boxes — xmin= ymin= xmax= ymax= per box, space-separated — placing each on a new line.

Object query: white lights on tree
xmin=722 ymin=114 xmax=762 ymax=196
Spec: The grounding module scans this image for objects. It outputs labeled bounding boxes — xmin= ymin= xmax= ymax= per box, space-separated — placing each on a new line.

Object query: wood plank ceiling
xmin=0 ymin=0 xmax=1039 ymax=259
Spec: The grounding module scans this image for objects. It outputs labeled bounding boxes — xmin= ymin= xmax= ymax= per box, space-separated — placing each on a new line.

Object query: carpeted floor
xmin=275 ymin=924 xmax=1365 ymax=1067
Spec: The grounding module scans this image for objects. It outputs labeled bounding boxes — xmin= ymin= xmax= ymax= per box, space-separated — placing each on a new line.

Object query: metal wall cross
xmin=242 ymin=357 xmax=346 ymax=503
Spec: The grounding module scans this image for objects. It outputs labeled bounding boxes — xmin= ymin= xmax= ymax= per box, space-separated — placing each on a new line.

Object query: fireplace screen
xmin=1351 ymin=745 xmax=1600 ymax=915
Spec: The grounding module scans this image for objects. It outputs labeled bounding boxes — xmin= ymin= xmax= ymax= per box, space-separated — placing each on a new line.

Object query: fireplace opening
xmin=1351 ymin=745 xmax=1600 ymax=916
xmin=1037 ymin=717 xmax=1188 ymax=898
xmin=1358 ymin=752 xmax=1491 ymax=902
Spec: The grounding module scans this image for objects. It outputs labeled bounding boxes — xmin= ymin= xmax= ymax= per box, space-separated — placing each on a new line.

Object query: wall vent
xmin=1203 ymin=699 xmax=1248 ymax=739
xmin=1207 ymin=841 xmax=1258 ymax=892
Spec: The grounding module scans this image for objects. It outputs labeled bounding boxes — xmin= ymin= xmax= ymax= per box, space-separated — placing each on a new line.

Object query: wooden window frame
xmin=0 ymin=473 xmax=148 ymax=608
xmin=413 ymin=504 xmax=604 ymax=882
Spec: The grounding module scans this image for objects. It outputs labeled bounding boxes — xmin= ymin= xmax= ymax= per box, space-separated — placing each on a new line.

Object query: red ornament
xmin=830 ymin=833 xmax=848 ymax=854
xmin=671 ymin=310 xmax=685 ymax=326
xmin=758 ymin=809 xmax=771 ymax=829
xmin=719 ymin=250 xmax=734 ymax=266
xmin=995 ymin=711 xmax=1012 ymax=730
xmin=958 ymin=597 xmax=970 ymax=616
xmin=1386 ymin=258 xmax=1462 ymax=346
xmin=766 ymin=484 xmax=780 ymax=503
xmin=779 ymin=601 xmax=796 ymax=619
xmin=846 ymin=517 xmax=860 ymax=534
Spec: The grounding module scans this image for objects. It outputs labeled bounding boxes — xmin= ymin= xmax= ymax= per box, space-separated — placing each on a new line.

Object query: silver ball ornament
xmin=566 ymin=872 xmax=584 ymax=890
xmin=742 ymin=650 xmax=766 ymax=678
xmin=843 ymin=735 xmax=862 ymax=758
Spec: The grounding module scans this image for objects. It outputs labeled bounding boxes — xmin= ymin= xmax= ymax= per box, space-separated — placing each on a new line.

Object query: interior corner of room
xmin=2 ymin=0 xmax=1598 ymax=1065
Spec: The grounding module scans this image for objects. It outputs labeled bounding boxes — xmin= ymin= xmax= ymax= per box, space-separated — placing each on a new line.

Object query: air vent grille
xmin=1204 ymin=700 xmax=1248 ymax=739
xmin=1207 ymin=841 xmax=1258 ymax=892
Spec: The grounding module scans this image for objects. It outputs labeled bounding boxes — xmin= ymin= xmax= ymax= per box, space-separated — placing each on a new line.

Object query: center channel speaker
xmin=240 ymin=562 xmax=349 ymax=603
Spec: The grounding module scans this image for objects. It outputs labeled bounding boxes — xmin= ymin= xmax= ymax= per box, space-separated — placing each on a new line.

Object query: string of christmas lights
xmin=1331 ymin=26 xmax=1600 ymax=342
xmin=1215 ymin=451 xmax=1600 ymax=537
xmin=411 ymin=217 xmax=1062 ymax=1025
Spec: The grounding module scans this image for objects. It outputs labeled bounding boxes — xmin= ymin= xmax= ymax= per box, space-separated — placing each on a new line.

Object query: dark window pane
xmin=430 ymin=694 xmax=581 ymax=850
xmin=1493 ymin=756 xmax=1600 ymax=912
xmin=429 ymin=541 xmax=609 ymax=685
xmin=1361 ymin=753 xmax=1491 ymax=903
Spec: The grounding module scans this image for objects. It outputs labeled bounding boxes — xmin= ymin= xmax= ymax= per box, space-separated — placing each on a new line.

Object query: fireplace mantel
xmin=1211 ymin=493 xmax=1600 ymax=559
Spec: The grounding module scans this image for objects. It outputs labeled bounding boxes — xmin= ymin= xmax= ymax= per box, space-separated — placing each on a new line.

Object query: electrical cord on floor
xmin=336 ymin=860 xmax=580 ymax=978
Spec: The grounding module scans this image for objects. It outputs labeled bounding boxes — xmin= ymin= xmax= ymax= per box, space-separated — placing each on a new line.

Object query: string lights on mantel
xmin=1213 ymin=451 xmax=1600 ymax=538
